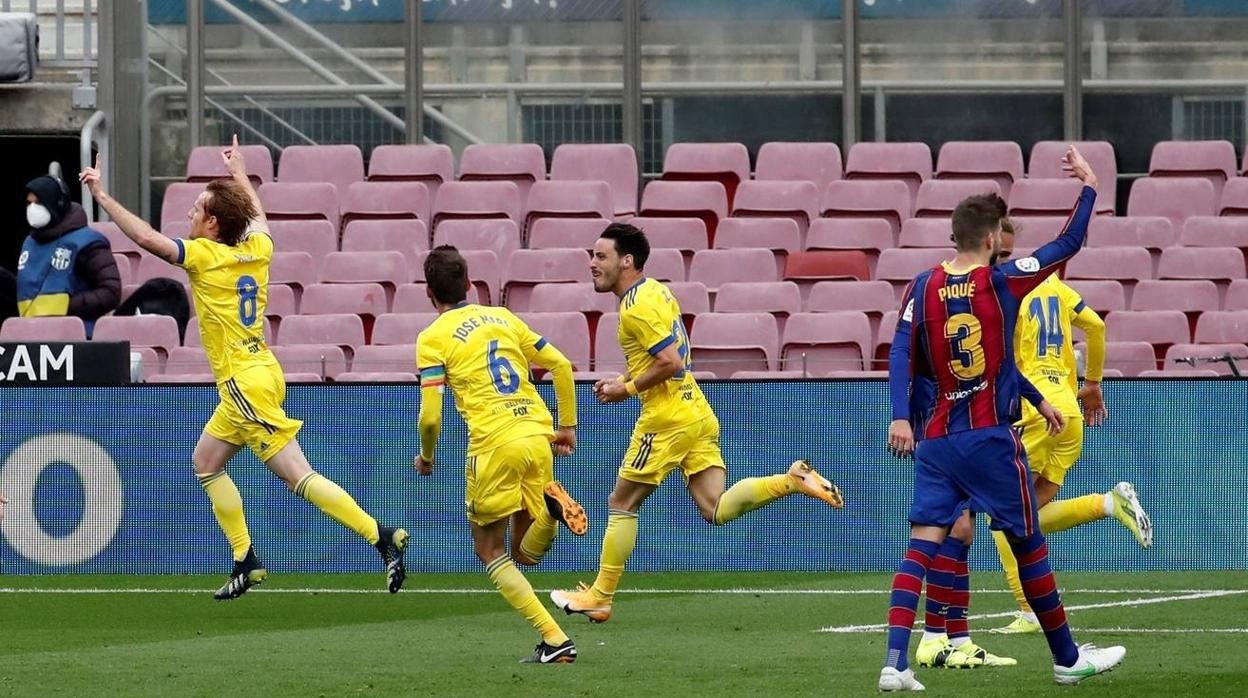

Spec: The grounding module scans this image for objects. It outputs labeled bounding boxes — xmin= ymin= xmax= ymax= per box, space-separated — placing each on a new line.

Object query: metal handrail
xmin=79 ymin=108 xmax=105 ymax=221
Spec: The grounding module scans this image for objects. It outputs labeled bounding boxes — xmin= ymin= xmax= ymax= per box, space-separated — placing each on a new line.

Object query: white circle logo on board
xmin=1015 ymin=257 xmax=1041 ymax=273
xmin=0 ymin=433 xmax=124 ymax=566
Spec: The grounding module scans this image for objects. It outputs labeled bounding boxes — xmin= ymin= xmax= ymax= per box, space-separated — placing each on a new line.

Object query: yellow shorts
xmin=465 ymin=434 xmax=554 ymax=527
xmin=619 ymin=415 xmax=724 ymax=486
xmin=1018 ymin=403 xmax=1083 ymax=487
xmin=206 ymin=366 xmax=303 ymax=462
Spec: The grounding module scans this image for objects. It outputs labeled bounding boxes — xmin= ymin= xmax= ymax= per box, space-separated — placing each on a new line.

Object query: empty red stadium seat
xmin=784 ymin=250 xmax=872 ymax=285
xmin=914 ymin=179 xmax=1002 ymax=218
xmin=875 ymin=310 xmax=899 ymax=369
xmin=163 ymin=346 xmax=211 ymax=376
xmin=341 ymin=181 xmax=430 ymax=230
xmin=1149 ymin=140 xmax=1238 ymax=196
xmin=731 ymin=180 xmax=819 ymax=233
xmin=368 ymin=144 xmax=454 ymax=198
xmin=93 ymin=315 xmax=181 ymax=356
xmin=781 ymin=311 xmax=873 ymax=373
xmin=277 ymin=314 xmax=366 ymax=353
xmin=431 ymin=181 xmax=522 ymax=232
xmin=352 ymin=344 xmax=417 ymax=373
xmin=502 ymin=249 xmax=592 ymax=311
xmin=94 ymin=221 xmax=142 ymax=261
xmin=432 ymin=249 xmax=501 ymax=305
xmin=112 ymin=254 xmax=132 ymax=286
xmin=1220 ymin=178 xmax=1248 ymax=216
xmin=300 ymin=283 xmax=388 ymax=318
xmin=804 ymin=219 xmax=894 ymax=265
xmin=518 ymin=312 xmax=592 ymax=371
xmin=277 ymin=144 xmax=365 ymax=198
xmin=550 ymin=143 xmax=638 ymax=218
xmin=321 ymin=251 xmax=409 ymax=294
xmin=160 ymin=182 xmax=207 ymax=230
xmin=807 ymin=280 xmax=897 ymax=315
xmin=528 ymin=283 xmax=617 ymax=316
xmin=1066 ymin=280 xmax=1126 ymax=313
xmin=270 ymin=251 xmax=318 ymax=299
xmin=133 ymin=254 xmax=189 ymax=287
xmin=594 ymin=312 xmax=624 ymax=372
xmin=645 ymin=248 xmax=687 ymax=283
xmin=661 ymin=142 xmax=750 ymax=205
xmin=820 ymin=181 xmax=911 ymax=232
xmin=393 ymin=283 xmax=483 ymax=312
xmin=258 ymin=182 xmax=340 ymax=232
xmin=1103 ymin=340 xmax=1161 ymax=376
xmin=1028 ymin=141 xmax=1117 ymax=213
xmin=1105 ymin=311 xmax=1190 ymax=360
xmin=1164 ymin=343 xmax=1248 ymax=376
xmin=935 ymin=141 xmax=1025 ymax=196
xmin=1194 ymin=310 xmax=1248 ymax=344
xmin=714 ymin=282 xmax=802 ymax=316
xmin=629 ymin=217 xmax=709 ymax=254
xmin=1087 ymin=216 xmax=1175 ymax=253
xmin=371 ymin=313 xmax=439 ymax=346
xmin=898 ymin=218 xmax=954 ymax=248
xmin=689 ymin=249 xmax=778 ymax=292
xmin=1127 ymin=177 xmax=1217 ymax=231
xmin=844 ymin=142 xmax=932 ymax=202
xmin=668 ymin=281 xmax=712 ymax=315
xmin=1003 ymin=216 xmax=1070 ymax=250
xmin=0 ymin=316 xmax=86 ymax=342
xmin=1131 ymin=280 xmax=1219 ymax=313
xmin=1066 ymin=247 xmax=1153 ymax=284
xmin=1226 ymin=279 xmax=1248 ymax=310
xmin=755 ymin=142 xmax=843 ymax=192
xmin=186 ymin=144 xmax=273 ymax=184
xmin=268 ymin=284 xmax=297 ymax=320
xmin=524 ymin=180 xmax=613 ymax=231
xmin=1158 ymin=247 xmax=1245 ymax=285
xmin=689 ymin=312 xmax=778 ymax=377
xmin=341 ymin=219 xmax=429 ymax=269
xmin=268 ymin=219 xmax=337 ymax=276
xmin=714 ymin=218 xmax=802 ymax=256
xmin=272 ymin=344 xmax=348 ymax=380
xmin=640 ymin=181 xmax=729 ymax=240
xmin=1181 ymin=216 xmax=1248 ymax=250
xmin=876 ymin=249 xmax=954 ymax=299
xmin=459 ymin=143 xmax=546 ymax=200
xmin=1008 ymin=179 xmax=1087 ymax=217
xmin=432 ymin=219 xmax=520 ymax=268
xmin=528 ymin=218 xmax=612 ymax=251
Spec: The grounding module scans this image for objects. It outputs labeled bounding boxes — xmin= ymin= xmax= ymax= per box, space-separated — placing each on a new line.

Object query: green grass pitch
xmin=1 ymin=571 xmax=1246 ymax=697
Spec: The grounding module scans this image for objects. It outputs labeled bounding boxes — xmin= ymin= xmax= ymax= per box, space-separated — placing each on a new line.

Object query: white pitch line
xmin=0 ymin=587 xmax=1244 ymax=596
xmin=818 ymin=626 xmax=1248 ymax=635
xmin=816 ymin=589 xmax=1248 ymax=633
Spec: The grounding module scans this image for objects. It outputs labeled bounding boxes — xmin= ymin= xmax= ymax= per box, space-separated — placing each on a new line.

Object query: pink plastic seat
xmin=807 ymin=280 xmax=896 ymax=314
xmin=371 ymin=313 xmax=440 ymax=346
xmin=1226 ymin=279 xmax=1248 ymax=310
xmin=874 ymin=310 xmax=900 ymax=370
xmin=1067 ymin=280 xmax=1126 ymax=313
xmin=268 ymin=284 xmax=297 ymax=320
xmin=445 ymin=249 xmax=502 ymax=305
xmin=270 ymin=252 xmax=318 ymax=299
xmin=271 ymin=344 xmax=348 ymax=380
xmin=1088 ymin=217 xmax=1175 ymax=252
xmin=0 ymin=316 xmax=86 ymax=341
xmin=689 ymin=249 xmax=778 ymax=292
xmin=268 ymin=220 xmax=337 ymax=276
xmin=368 ymin=144 xmax=454 ymax=198
xmin=629 ymin=217 xmax=708 ymax=254
xmin=300 ymin=283 xmax=388 ymax=318
xmin=394 ymin=283 xmax=482 ymax=312
xmin=1164 ymin=343 xmax=1248 ymax=376
xmin=935 ymin=141 xmax=1025 ymax=196
xmin=639 ymin=181 xmax=729 ymax=241
xmin=714 ymin=282 xmax=802 ymax=316
xmin=528 ymin=283 xmax=617 ymax=317
xmin=186 ymin=144 xmax=273 ymax=184
xmin=1149 ymin=140 xmax=1238 ymax=197
xmin=781 ymin=311 xmax=873 ymax=373
xmin=259 ymin=182 xmax=340 ymax=231
xmin=277 ymin=144 xmax=365 ymax=198
xmin=1158 ymin=247 xmax=1244 ymax=284
xmin=92 ymin=315 xmax=181 ymax=356
xmin=160 ymin=182 xmax=207 ymax=230
xmin=133 ymin=254 xmax=189 ymax=287
xmin=713 ymin=218 xmax=802 ymax=256
xmin=1220 ymin=178 xmax=1248 ymax=216
xmin=276 ymin=314 xmax=366 ymax=353
xmin=524 ymin=181 xmax=613 ymax=231
xmin=876 ymin=249 xmax=954 ymax=299
xmin=1103 ymin=341 xmax=1161 ymax=376
xmin=804 ymin=219 xmax=894 ymax=261
xmin=502 ymin=249 xmax=592 ymax=311
xmin=351 ymin=344 xmax=417 ymax=373
xmin=1126 ymin=177 xmax=1217 ymax=231
xmin=1066 ymin=247 xmax=1153 ymax=284
xmin=1131 ymin=280 xmax=1219 ymax=313
xmin=731 ymin=180 xmax=819 ymax=233
xmin=340 ymin=181 xmax=430 ymax=230
xmin=431 ymin=181 xmax=522 ymax=232
xmin=1008 ymin=179 xmax=1088 ymax=217
xmin=1194 ymin=311 xmax=1248 ymax=344
xmin=644 ymin=249 xmax=688 ymax=283
xmin=459 ymin=143 xmax=546 ymax=201
xmin=661 ymin=142 xmax=751 ymax=206
xmin=820 ymin=180 xmax=912 ymax=233
xmin=94 ymin=221 xmax=142 ymax=260
xmin=341 ymin=219 xmax=429 ymax=270
xmin=688 ymin=312 xmax=778 ymax=377
xmin=111 ymin=254 xmax=132 ymax=286
xmin=1181 ymin=216 xmax=1248 ymax=251
xmin=756 ymin=142 xmax=843 ymax=193
xmin=550 ymin=143 xmax=638 ymax=218
xmin=844 ymin=142 xmax=933 ymax=202
xmin=432 ymin=219 xmax=520 ymax=268
xmin=898 ymin=218 xmax=954 ymax=248
xmin=528 ymin=218 xmax=612 ymax=251
xmin=784 ymin=250 xmax=872 ymax=285
xmin=914 ymin=179 xmax=1002 ymax=218
xmin=667 ymin=281 xmax=712 ymax=315
xmin=517 ymin=312 xmax=592 ymax=371
xmin=163 ymin=346 xmax=212 ymax=376
xmin=1105 ymin=311 xmax=1191 ymax=358
xmin=321 ymin=251 xmax=409 ymax=299
xmin=1028 ymin=141 xmax=1117 ymax=213
xmin=335 ymin=371 xmax=418 ymax=383
xmin=593 ymin=312 xmax=623 ymax=372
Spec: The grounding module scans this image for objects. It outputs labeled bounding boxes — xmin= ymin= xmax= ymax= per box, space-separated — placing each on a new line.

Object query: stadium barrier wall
xmin=0 ymin=380 xmax=1242 ymax=574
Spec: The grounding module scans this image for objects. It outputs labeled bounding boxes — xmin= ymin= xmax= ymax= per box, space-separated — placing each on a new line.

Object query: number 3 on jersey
xmin=236 ymin=275 xmax=258 ymax=327
xmin=944 ymin=312 xmax=986 ymax=380
xmin=670 ymin=319 xmax=691 ymax=379
xmin=487 ymin=339 xmax=520 ymax=394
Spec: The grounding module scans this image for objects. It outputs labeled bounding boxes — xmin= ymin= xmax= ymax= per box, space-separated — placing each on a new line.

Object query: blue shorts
xmin=908 ymin=425 xmax=1039 ymax=539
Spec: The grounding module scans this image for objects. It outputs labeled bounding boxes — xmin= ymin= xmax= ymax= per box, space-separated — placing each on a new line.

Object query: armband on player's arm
xmin=531 ymin=340 xmax=578 ymax=428
xmin=1019 ymin=374 xmax=1046 ymax=409
xmin=417 ymin=367 xmax=445 ymax=462
xmin=1072 ymin=303 xmax=1106 ymax=383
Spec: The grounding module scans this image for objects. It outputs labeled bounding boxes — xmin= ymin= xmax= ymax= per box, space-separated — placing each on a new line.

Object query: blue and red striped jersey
xmin=889 ymin=185 xmax=1097 ymax=439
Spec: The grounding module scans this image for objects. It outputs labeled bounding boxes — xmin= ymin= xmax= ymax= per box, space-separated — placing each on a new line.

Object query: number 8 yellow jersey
xmin=175 ymin=232 xmax=278 ymax=383
xmin=417 ymin=303 xmax=556 ymax=455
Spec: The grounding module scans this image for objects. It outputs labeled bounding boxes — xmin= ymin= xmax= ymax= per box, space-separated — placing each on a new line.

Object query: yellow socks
xmin=487 ymin=554 xmax=568 ymax=645
xmin=294 ymin=472 xmax=380 ymax=544
xmin=712 ymin=474 xmax=796 ymax=525
xmin=197 ymin=471 xmax=251 ymax=562
xmin=590 ymin=509 xmax=639 ymax=601
xmin=1038 ymin=494 xmax=1107 ymax=534
xmin=990 ymin=528 xmax=1032 ymax=613
xmin=518 ymin=508 xmax=558 ymax=564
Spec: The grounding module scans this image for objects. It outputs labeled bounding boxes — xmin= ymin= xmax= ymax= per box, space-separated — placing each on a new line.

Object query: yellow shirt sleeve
xmin=174 ymin=237 xmax=214 ymax=273
xmin=415 ymin=332 xmax=445 ymax=461
xmin=1072 ymin=303 xmax=1106 ymax=382
xmin=621 ymin=298 xmax=678 ymax=357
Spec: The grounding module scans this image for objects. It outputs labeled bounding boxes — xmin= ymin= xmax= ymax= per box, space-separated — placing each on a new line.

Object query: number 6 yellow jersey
xmin=174 ymin=231 xmax=278 ymax=383
xmin=416 ymin=303 xmax=556 ymax=455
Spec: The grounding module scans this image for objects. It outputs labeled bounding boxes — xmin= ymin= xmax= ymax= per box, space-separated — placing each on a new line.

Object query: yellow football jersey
xmin=1014 ymin=275 xmax=1083 ymax=402
xmin=618 ymin=278 xmax=714 ymax=433
xmin=175 ymin=231 xmax=278 ymax=382
xmin=416 ymin=303 xmax=555 ymax=455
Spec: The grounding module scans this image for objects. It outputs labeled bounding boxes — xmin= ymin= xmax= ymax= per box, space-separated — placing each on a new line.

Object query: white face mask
xmin=26 ymin=203 xmax=52 ymax=229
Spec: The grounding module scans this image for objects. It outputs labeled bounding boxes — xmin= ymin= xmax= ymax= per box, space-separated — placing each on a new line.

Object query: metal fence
xmin=0 ymin=0 xmax=96 ymax=68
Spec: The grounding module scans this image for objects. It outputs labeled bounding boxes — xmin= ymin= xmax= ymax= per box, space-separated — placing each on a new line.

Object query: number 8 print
xmin=236 ymin=275 xmax=258 ymax=327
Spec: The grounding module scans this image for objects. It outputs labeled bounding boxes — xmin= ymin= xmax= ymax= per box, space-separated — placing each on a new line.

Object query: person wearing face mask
xmin=17 ymin=174 xmax=121 ymax=333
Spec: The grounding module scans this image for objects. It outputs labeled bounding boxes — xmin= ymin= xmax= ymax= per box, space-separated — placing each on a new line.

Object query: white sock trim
xmin=1103 ymin=492 xmax=1114 ymax=516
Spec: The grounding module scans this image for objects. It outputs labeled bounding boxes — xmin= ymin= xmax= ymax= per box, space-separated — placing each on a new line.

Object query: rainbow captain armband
xmin=419 ymin=366 xmax=446 ymax=390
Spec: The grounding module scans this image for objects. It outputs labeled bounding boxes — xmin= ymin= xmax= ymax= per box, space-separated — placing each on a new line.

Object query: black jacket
xmin=28 ymin=203 xmax=122 ymax=321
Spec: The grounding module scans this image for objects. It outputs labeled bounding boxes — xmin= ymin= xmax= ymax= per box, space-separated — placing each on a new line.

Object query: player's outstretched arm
xmin=1073 ymin=304 xmax=1108 ymax=425
xmin=79 ymin=155 xmax=179 ymax=263
xmin=221 ymin=134 xmax=269 ymax=231
xmin=415 ymin=383 xmax=442 ymax=476
xmin=529 ymin=341 xmax=578 ymax=456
